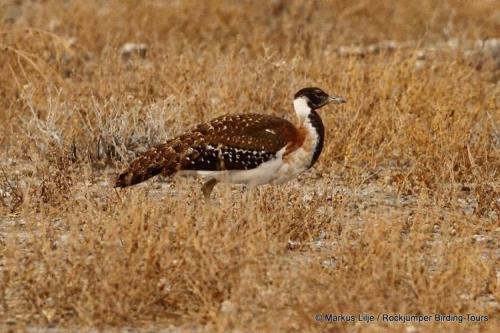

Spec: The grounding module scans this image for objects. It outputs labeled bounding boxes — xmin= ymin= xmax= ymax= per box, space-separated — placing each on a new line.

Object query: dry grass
xmin=0 ymin=0 xmax=499 ymax=332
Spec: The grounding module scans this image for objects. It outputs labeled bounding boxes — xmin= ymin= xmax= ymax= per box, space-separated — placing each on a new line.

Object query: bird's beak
xmin=328 ymin=95 xmax=347 ymax=104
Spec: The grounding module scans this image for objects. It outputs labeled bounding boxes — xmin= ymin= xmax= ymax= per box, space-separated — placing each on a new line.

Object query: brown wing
xmin=200 ymin=113 xmax=299 ymax=152
xmin=180 ymin=113 xmax=302 ymax=171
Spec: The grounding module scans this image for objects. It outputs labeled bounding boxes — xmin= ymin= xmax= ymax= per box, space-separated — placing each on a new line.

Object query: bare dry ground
xmin=0 ymin=0 xmax=499 ymax=332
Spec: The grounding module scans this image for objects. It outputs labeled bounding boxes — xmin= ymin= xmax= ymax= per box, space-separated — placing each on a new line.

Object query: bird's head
xmin=293 ymin=87 xmax=346 ymax=118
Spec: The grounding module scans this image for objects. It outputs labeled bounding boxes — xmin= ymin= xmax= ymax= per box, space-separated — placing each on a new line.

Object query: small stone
xmin=472 ymin=234 xmax=487 ymax=243
xmin=120 ymin=42 xmax=148 ymax=60
xmin=220 ymin=300 xmax=235 ymax=314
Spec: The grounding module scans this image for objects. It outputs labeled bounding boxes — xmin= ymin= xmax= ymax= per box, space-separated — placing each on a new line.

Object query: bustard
xmin=115 ymin=87 xmax=346 ymax=198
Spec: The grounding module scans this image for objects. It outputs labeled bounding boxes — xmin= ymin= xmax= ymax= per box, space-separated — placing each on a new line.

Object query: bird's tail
xmin=114 ymin=142 xmax=183 ymax=188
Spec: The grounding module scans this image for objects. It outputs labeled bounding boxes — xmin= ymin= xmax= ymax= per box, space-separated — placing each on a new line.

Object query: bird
xmin=115 ymin=87 xmax=346 ymax=198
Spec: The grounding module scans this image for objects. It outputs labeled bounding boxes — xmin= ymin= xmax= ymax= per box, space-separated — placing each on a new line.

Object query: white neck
xmin=293 ymin=97 xmax=312 ymax=123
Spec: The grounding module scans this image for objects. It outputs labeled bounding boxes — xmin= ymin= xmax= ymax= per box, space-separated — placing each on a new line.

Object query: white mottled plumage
xmin=178 ymin=146 xmax=287 ymax=186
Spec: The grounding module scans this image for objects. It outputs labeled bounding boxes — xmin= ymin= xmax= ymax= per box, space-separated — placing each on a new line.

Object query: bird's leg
xmin=242 ymin=185 xmax=254 ymax=204
xmin=201 ymin=179 xmax=217 ymax=200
